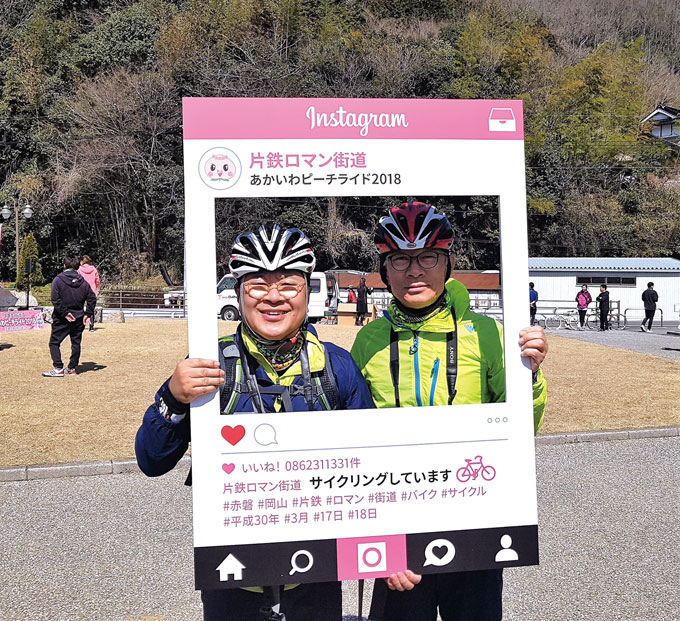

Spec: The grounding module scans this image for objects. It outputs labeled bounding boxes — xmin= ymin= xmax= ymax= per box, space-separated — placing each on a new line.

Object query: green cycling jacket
xmin=350 ymin=279 xmax=546 ymax=433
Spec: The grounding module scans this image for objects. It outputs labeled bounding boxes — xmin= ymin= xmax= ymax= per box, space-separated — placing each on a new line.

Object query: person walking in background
xmin=43 ymin=256 xmax=96 ymax=377
xmin=356 ymin=276 xmax=373 ymax=326
xmin=78 ymin=255 xmax=100 ymax=331
xmin=575 ymin=284 xmax=592 ymax=330
xmin=641 ymin=282 xmax=658 ymax=332
xmin=529 ymin=282 xmax=538 ymax=326
xmin=596 ymin=284 xmax=610 ymax=331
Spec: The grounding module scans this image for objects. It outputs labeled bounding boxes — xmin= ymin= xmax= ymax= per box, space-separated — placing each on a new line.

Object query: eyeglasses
xmin=242 ymin=281 xmax=306 ymax=300
xmin=387 ymin=251 xmax=445 ymax=272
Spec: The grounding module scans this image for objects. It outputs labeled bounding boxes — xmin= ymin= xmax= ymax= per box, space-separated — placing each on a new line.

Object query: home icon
xmin=488 ymin=108 xmax=516 ymax=132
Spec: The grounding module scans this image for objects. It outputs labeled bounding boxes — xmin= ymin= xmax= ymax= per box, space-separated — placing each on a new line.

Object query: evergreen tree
xmin=15 ymin=231 xmax=43 ymax=290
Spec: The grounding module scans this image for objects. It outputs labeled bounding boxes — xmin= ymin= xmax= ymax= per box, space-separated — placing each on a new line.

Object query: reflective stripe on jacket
xmin=350 ymin=279 xmax=546 ymax=433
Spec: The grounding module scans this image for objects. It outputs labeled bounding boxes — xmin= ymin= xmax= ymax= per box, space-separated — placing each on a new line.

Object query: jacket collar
xmin=240 ymin=327 xmax=326 ymax=377
xmin=383 ymin=278 xmax=469 ymax=332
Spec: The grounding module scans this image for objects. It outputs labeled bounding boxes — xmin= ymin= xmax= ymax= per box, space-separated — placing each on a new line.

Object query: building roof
xmin=641 ymin=104 xmax=680 ymax=124
xmin=454 ymin=271 xmax=500 ymax=290
xmin=336 ymin=272 xmax=387 ymax=289
xmin=335 ymin=270 xmax=501 ymax=290
xmin=529 ymin=257 xmax=680 ymax=272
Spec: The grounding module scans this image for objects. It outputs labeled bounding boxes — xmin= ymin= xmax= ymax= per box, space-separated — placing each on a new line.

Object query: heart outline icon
xmin=222 ymin=463 xmax=235 ymax=475
xmin=221 ymin=425 xmax=246 ymax=446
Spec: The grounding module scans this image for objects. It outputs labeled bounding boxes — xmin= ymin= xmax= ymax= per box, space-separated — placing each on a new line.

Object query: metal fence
xmin=99 ymin=288 xmax=186 ymax=312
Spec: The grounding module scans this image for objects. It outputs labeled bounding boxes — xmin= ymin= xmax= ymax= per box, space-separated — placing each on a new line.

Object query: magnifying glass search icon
xmin=289 ymin=550 xmax=314 ymax=575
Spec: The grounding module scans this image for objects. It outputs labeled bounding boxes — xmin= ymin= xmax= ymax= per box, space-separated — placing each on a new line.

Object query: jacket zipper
xmin=410 ymin=332 xmax=422 ymax=406
xmin=429 ymin=358 xmax=440 ymax=406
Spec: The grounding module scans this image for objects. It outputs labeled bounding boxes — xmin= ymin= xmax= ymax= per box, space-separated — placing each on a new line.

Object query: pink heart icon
xmin=222 ymin=463 xmax=235 ymax=475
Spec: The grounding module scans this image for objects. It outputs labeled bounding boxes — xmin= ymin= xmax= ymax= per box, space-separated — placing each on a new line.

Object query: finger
xmin=404 ymin=570 xmax=422 ymax=585
xmin=519 ymin=330 xmax=545 ymax=344
xmin=396 ymin=571 xmax=420 ymax=590
xmin=189 ymin=385 xmax=222 ymax=397
xmin=521 ymin=346 xmax=545 ymax=360
xmin=521 ymin=348 xmax=545 ymax=371
xmin=193 ymin=375 xmax=226 ymax=387
xmin=391 ymin=572 xmax=417 ymax=591
xmin=520 ymin=338 xmax=547 ymax=353
xmin=385 ymin=575 xmax=401 ymax=591
xmin=186 ymin=367 xmax=226 ymax=379
xmin=182 ymin=358 xmax=221 ymax=368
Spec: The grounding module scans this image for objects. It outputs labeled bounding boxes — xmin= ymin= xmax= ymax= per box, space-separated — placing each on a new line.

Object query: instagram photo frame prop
xmin=182 ymin=98 xmax=539 ymax=590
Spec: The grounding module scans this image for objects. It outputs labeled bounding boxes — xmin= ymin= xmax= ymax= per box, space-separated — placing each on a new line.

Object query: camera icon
xmin=357 ymin=542 xmax=387 ymax=573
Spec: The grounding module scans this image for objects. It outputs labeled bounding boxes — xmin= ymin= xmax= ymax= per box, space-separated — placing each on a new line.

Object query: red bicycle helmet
xmin=375 ymin=203 xmax=453 ymax=291
xmin=375 ymin=202 xmax=453 ymax=253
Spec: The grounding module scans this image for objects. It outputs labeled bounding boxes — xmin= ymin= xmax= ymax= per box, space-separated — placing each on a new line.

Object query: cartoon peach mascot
xmin=204 ymin=153 xmax=237 ymax=183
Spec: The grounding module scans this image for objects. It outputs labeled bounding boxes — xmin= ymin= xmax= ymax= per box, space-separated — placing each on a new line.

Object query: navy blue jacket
xmin=642 ymin=288 xmax=658 ymax=310
xmin=135 ymin=329 xmax=374 ymax=477
xmin=51 ymin=270 xmax=96 ymax=320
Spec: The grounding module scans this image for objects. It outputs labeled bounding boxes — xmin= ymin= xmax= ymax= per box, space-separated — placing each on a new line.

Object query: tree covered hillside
xmin=0 ymin=0 xmax=678 ymax=282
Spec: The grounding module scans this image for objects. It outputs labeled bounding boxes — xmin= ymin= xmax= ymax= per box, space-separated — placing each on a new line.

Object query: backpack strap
xmin=446 ymin=306 xmax=459 ymax=405
xmin=298 ymin=345 xmax=316 ymax=410
xmin=446 ymin=330 xmax=458 ymax=405
xmin=218 ymin=339 xmax=245 ymax=414
xmin=319 ymin=344 xmax=339 ymax=410
xmin=389 ymin=328 xmax=401 ymax=407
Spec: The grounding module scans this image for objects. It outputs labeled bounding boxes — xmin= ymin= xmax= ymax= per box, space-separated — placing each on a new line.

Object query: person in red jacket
xmin=575 ymin=284 xmax=592 ymax=330
xmin=78 ymin=255 xmax=100 ymax=331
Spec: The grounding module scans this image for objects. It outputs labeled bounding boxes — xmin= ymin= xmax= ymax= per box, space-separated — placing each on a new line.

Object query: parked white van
xmin=217 ymin=271 xmax=331 ymax=322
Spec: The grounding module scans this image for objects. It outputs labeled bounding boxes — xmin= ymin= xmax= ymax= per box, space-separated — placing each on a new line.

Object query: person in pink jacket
xmin=78 ymin=255 xmax=100 ymax=331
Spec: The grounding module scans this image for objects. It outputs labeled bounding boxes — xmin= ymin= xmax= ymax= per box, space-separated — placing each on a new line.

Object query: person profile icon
xmin=494 ymin=534 xmax=519 ymax=562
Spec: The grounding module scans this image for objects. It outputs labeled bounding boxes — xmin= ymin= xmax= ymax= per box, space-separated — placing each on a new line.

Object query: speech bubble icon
xmin=254 ymin=423 xmax=278 ymax=446
xmin=289 ymin=550 xmax=314 ymax=575
xmin=424 ymin=539 xmax=455 ymax=567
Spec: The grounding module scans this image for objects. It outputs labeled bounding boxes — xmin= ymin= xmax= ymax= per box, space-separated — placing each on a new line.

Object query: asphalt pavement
xmin=1 ymin=437 xmax=678 ymax=621
xmin=550 ymin=325 xmax=680 ymax=361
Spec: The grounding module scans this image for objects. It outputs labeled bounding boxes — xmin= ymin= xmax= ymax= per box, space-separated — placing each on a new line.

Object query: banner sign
xmin=182 ymin=98 xmax=538 ymax=589
xmin=0 ymin=309 xmax=45 ymax=332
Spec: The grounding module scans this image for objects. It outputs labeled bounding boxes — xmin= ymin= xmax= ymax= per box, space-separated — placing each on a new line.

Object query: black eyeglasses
xmin=387 ymin=251 xmax=445 ymax=272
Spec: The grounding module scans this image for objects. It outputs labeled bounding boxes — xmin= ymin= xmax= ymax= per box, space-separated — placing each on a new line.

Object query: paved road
xmin=1 ymin=437 xmax=678 ymax=621
xmin=549 ymin=326 xmax=680 ymax=362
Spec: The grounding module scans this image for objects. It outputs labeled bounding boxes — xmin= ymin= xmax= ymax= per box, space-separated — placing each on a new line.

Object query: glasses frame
xmin=242 ymin=280 xmax=307 ymax=300
xmin=387 ymin=251 xmax=447 ymax=272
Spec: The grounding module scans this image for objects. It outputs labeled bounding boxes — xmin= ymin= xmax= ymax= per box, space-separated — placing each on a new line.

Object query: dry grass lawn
xmin=1 ymin=320 xmax=678 ymax=468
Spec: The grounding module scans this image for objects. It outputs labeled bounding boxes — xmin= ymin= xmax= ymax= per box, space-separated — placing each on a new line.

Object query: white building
xmin=528 ymin=257 xmax=680 ymax=325
xmin=641 ymin=104 xmax=680 ymax=143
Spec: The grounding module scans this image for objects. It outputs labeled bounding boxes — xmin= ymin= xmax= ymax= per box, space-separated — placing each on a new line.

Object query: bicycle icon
xmin=456 ymin=456 xmax=496 ymax=483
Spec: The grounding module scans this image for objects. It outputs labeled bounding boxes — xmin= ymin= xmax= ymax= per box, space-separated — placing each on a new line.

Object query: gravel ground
xmin=1 ymin=437 xmax=677 ymax=621
xmin=545 ymin=326 xmax=680 ymax=362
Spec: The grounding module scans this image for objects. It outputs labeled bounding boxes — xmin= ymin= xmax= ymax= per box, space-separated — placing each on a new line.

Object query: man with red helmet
xmin=351 ymin=202 xmax=548 ymax=621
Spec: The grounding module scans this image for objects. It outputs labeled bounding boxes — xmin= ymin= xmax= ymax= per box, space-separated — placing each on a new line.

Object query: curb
xmin=0 ymin=455 xmax=191 ymax=483
xmin=534 ymin=426 xmax=679 ymax=446
xmin=1 ymin=429 xmax=678 ymax=483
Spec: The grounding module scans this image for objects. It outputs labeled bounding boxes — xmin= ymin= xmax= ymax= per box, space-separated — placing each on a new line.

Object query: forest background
xmin=1 ymin=0 xmax=679 ymax=285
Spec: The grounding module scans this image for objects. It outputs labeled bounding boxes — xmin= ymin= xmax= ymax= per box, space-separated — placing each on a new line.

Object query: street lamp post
xmin=2 ymin=201 xmax=33 ymax=304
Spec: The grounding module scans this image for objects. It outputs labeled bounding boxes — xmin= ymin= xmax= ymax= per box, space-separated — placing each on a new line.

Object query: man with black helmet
xmin=136 ymin=224 xmax=373 ymax=620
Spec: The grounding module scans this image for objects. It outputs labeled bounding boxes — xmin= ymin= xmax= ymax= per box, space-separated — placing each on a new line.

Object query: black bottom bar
xmin=195 ymin=525 xmax=538 ymax=590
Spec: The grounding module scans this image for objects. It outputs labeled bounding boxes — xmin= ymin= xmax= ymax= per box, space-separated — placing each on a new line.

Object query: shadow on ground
xmin=76 ymin=361 xmax=107 ymax=373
